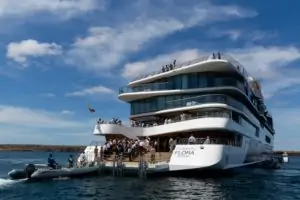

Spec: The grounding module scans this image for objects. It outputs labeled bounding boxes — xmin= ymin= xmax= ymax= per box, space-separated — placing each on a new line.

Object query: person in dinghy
xmin=67 ymin=155 xmax=74 ymax=168
xmin=48 ymin=154 xmax=59 ymax=169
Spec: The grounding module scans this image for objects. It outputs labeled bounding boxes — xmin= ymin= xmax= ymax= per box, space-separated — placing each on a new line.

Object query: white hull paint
xmin=169 ymin=142 xmax=270 ymax=172
xmin=95 ymin=115 xmax=273 ymax=171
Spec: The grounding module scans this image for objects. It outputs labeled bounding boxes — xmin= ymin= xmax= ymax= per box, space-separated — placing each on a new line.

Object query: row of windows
xmin=130 ymin=94 xmax=243 ymax=115
xmin=120 ymin=73 xmax=244 ymax=94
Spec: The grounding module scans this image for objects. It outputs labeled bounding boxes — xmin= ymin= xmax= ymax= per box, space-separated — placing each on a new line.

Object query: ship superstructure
xmin=93 ymin=53 xmax=275 ymax=171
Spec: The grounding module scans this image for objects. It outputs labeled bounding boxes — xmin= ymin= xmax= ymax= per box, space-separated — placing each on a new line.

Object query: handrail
xmin=101 ymin=108 xmax=233 ymax=129
xmin=119 ymin=77 xmax=244 ymax=94
xmin=132 ymin=55 xmax=210 ymax=81
xmin=176 ymin=137 xmax=241 ymax=147
xmin=130 ymin=94 xmax=244 ymax=115
xmin=131 ymin=53 xmax=249 ymax=82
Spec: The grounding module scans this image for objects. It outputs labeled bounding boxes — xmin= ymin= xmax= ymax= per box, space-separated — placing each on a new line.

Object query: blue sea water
xmin=1 ymin=151 xmax=300 ymax=200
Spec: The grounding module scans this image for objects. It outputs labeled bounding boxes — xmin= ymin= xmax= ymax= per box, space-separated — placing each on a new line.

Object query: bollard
xmin=100 ymin=146 xmax=103 ymax=162
xmin=112 ymin=155 xmax=116 ymax=177
xmin=138 ymin=153 xmax=147 ymax=179
xmin=117 ymin=154 xmax=124 ymax=177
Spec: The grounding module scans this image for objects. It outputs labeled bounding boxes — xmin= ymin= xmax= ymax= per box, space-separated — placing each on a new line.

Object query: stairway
xmin=133 ymin=152 xmax=172 ymax=163
xmin=103 ymin=152 xmax=172 ymax=163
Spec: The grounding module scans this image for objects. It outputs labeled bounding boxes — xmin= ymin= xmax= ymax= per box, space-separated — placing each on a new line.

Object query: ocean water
xmin=0 ymin=151 xmax=300 ymax=200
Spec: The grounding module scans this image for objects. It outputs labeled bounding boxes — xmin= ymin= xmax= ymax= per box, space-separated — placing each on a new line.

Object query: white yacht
xmin=93 ymin=53 xmax=275 ymax=172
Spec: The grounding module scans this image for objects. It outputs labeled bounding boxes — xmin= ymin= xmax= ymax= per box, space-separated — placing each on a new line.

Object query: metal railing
xmin=131 ymin=53 xmax=248 ymax=82
xmin=130 ymin=109 xmax=232 ymax=129
xmin=131 ymin=94 xmax=244 ymax=115
xmin=176 ymin=137 xmax=241 ymax=147
xmin=132 ymin=55 xmax=210 ymax=81
xmin=119 ymin=77 xmax=245 ymax=94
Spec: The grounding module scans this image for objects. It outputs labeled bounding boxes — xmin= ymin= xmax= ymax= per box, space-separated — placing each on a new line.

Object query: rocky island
xmin=0 ymin=144 xmax=85 ymax=152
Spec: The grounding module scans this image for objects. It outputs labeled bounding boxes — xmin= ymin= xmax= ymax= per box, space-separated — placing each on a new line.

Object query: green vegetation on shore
xmin=0 ymin=144 xmax=85 ymax=152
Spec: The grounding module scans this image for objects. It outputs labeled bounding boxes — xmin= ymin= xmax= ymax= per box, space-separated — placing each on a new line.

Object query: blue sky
xmin=0 ymin=0 xmax=299 ymax=150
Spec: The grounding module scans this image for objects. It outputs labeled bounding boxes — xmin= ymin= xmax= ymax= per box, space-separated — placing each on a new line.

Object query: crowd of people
xmin=130 ymin=112 xmax=193 ymax=128
xmin=97 ymin=118 xmax=122 ymax=125
xmin=102 ymin=137 xmax=157 ymax=163
xmin=46 ymin=134 xmax=216 ymax=170
xmin=137 ymin=52 xmax=225 ymax=79
xmin=161 ymin=59 xmax=176 ymax=73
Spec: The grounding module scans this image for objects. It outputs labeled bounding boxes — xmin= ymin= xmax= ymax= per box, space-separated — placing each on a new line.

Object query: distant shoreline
xmin=0 ymin=144 xmax=299 ymax=155
xmin=0 ymin=144 xmax=85 ymax=152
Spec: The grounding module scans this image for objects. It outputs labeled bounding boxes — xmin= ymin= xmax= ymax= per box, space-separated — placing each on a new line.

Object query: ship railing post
xmin=112 ymin=153 xmax=116 ymax=177
xmin=138 ymin=152 xmax=142 ymax=179
xmin=138 ymin=151 xmax=147 ymax=179
xmin=100 ymin=146 xmax=103 ymax=163
xmin=116 ymin=153 xmax=123 ymax=177
xmin=117 ymin=153 xmax=124 ymax=177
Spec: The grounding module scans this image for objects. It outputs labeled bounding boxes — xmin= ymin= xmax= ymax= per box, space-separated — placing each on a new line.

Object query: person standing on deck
xmin=203 ymin=136 xmax=211 ymax=144
xmin=188 ymin=134 xmax=196 ymax=144
xmin=169 ymin=138 xmax=175 ymax=152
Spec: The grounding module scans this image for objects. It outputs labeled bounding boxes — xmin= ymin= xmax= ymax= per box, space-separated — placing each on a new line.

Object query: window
xmin=255 ymin=129 xmax=259 ymax=137
xmin=232 ymin=111 xmax=240 ymax=123
xmin=198 ymin=74 xmax=207 ymax=87
xmin=172 ymin=75 xmax=182 ymax=89
xmin=157 ymin=96 xmax=165 ymax=110
xmin=265 ymin=135 xmax=271 ymax=144
xmin=188 ymin=73 xmax=199 ymax=88
xmin=130 ymin=94 xmax=242 ymax=115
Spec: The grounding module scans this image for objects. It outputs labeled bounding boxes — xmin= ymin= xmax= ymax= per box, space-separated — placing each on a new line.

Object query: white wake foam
xmin=0 ymin=178 xmax=26 ymax=189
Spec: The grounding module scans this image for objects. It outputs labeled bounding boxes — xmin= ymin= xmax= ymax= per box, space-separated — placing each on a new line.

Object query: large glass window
xmin=157 ymin=96 xmax=165 ymax=110
xmin=188 ymin=73 xmax=199 ymax=88
xmin=122 ymin=73 xmax=244 ymax=93
xmin=130 ymin=94 xmax=243 ymax=115
xmin=173 ymin=76 xmax=182 ymax=89
xmin=265 ymin=135 xmax=271 ymax=144
xmin=198 ymin=74 xmax=207 ymax=87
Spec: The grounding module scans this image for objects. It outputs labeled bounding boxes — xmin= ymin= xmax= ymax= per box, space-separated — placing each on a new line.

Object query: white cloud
xmin=208 ymin=28 xmax=277 ymax=42
xmin=208 ymin=29 xmax=242 ymax=41
xmin=0 ymin=105 xmax=86 ymax=128
xmin=40 ymin=93 xmax=56 ymax=98
xmin=6 ymin=39 xmax=62 ymax=66
xmin=66 ymin=85 xmax=114 ymax=97
xmin=60 ymin=110 xmax=75 ymax=115
xmin=65 ymin=1 xmax=256 ymax=74
xmin=0 ymin=105 xmax=99 ymax=145
xmin=272 ymin=107 xmax=300 ymax=150
xmin=123 ymin=46 xmax=300 ymax=100
xmin=122 ymin=49 xmax=204 ymax=79
xmin=0 ymin=0 xmax=103 ymax=20
xmin=231 ymin=46 xmax=300 ymax=99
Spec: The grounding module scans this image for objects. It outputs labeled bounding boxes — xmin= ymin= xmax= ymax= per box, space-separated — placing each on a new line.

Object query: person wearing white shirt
xmin=188 ymin=134 xmax=196 ymax=144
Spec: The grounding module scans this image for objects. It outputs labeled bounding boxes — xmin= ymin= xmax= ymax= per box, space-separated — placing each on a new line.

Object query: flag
xmin=87 ymin=104 xmax=96 ymax=113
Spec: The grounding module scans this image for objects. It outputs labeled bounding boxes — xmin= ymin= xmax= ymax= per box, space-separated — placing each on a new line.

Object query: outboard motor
xmin=25 ymin=164 xmax=36 ymax=178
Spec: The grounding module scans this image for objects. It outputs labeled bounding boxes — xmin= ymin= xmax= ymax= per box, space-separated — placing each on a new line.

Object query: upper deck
xmin=128 ymin=53 xmax=249 ymax=86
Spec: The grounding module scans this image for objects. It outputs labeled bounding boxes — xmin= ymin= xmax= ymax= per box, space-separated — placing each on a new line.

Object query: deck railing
xmin=131 ymin=53 xmax=248 ymax=82
xmin=130 ymin=93 xmax=244 ymax=115
xmin=119 ymin=77 xmax=244 ymax=94
xmin=176 ymin=137 xmax=241 ymax=147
